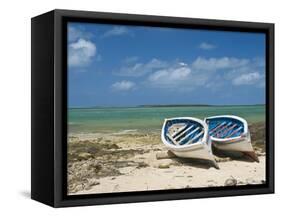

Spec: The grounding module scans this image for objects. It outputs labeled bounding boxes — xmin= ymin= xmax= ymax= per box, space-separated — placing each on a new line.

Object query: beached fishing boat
xmin=204 ymin=115 xmax=259 ymax=162
xmin=161 ymin=117 xmax=218 ymax=168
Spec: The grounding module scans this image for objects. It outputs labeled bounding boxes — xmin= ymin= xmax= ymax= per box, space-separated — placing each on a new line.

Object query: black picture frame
xmin=31 ymin=9 xmax=274 ymax=207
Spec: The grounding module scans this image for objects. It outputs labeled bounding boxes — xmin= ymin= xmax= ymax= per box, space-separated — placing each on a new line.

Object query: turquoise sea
xmin=68 ymin=105 xmax=265 ymax=134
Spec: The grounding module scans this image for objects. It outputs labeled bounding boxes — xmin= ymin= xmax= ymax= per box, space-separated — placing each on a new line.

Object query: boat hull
xmin=161 ymin=117 xmax=217 ymax=167
xmin=212 ymin=132 xmax=253 ymax=152
xmin=205 ymin=115 xmax=258 ymax=162
xmin=170 ymin=143 xmax=215 ymax=162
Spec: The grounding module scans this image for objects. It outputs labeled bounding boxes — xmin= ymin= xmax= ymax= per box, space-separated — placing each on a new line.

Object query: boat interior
xmin=164 ymin=119 xmax=205 ymax=146
xmin=206 ymin=117 xmax=244 ymax=139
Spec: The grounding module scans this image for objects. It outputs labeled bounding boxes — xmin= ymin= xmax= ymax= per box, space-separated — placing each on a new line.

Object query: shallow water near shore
xmin=68 ymin=105 xmax=265 ymax=134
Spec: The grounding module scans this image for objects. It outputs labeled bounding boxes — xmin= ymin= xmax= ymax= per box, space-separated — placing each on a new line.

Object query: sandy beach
xmin=67 ymin=122 xmax=266 ymax=195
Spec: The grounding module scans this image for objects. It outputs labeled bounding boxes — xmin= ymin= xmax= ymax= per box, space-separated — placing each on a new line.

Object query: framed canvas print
xmin=31 ymin=9 xmax=274 ymax=207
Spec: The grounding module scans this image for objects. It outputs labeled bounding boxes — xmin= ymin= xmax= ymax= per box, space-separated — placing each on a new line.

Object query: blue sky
xmin=68 ymin=22 xmax=266 ymax=107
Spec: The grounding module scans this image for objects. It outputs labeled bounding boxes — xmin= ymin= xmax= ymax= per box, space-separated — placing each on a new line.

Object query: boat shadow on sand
xmin=172 ymin=157 xmax=217 ymax=169
xmin=159 ymin=145 xmax=263 ymax=170
xmin=158 ymin=150 xmax=219 ymax=169
xmin=156 ymin=148 xmax=263 ymax=171
xmin=212 ymin=147 xmax=262 ymax=163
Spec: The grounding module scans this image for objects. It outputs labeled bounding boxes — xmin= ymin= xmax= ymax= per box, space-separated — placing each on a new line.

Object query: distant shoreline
xmin=69 ymin=104 xmax=265 ymax=110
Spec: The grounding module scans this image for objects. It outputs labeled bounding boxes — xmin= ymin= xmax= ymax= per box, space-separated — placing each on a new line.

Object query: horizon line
xmin=68 ymin=103 xmax=266 ymax=109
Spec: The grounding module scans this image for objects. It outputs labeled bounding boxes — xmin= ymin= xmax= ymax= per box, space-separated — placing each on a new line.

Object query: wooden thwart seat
xmin=174 ymin=125 xmax=194 ymax=141
xmin=214 ymin=122 xmax=232 ymax=137
xmin=166 ymin=133 xmax=181 ymax=146
xmin=226 ymin=126 xmax=243 ymax=138
xmin=186 ymin=130 xmax=204 ymax=145
xmin=219 ymin=124 xmax=237 ymax=138
xmin=209 ymin=122 xmax=226 ymax=134
xmin=179 ymin=127 xmax=200 ymax=144
xmin=171 ymin=124 xmax=188 ymax=138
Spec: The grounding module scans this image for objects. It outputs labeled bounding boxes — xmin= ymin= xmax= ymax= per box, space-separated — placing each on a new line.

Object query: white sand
xmin=74 ymin=149 xmax=266 ymax=195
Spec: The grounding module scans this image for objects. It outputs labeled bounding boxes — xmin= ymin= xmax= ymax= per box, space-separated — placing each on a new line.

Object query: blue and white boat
xmin=161 ymin=117 xmax=217 ymax=166
xmin=204 ymin=115 xmax=259 ymax=162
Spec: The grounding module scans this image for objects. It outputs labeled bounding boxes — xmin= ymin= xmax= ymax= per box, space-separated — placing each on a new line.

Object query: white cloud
xmin=111 ymin=80 xmax=136 ymax=91
xmin=252 ymin=57 xmax=265 ymax=67
xmin=68 ymin=26 xmax=93 ymax=42
xmin=232 ymin=72 xmax=262 ymax=85
xmin=146 ymin=62 xmax=210 ymax=90
xmin=123 ymin=56 xmax=139 ymax=64
xmin=199 ymin=42 xmax=216 ymax=50
xmin=68 ymin=39 xmax=97 ymax=67
xmin=223 ymin=58 xmax=265 ymax=87
xmin=145 ymin=59 xmax=168 ymax=69
xmin=179 ymin=62 xmax=188 ymax=66
xmin=145 ymin=56 xmax=265 ymax=91
xmin=103 ymin=26 xmax=131 ymax=38
xmin=192 ymin=57 xmax=249 ymax=71
xmin=148 ymin=64 xmax=191 ymax=88
xmin=116 ymin=58 xmax=168 ymax=77
xmin=68 ymin=26 xmax=97 ymax=67
xmin=113 ymin=56 xmax=265 ymax=92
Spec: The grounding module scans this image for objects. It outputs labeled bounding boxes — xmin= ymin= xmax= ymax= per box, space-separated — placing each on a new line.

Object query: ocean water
xmin=68 ymin=105 xmax=265 ymax=134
